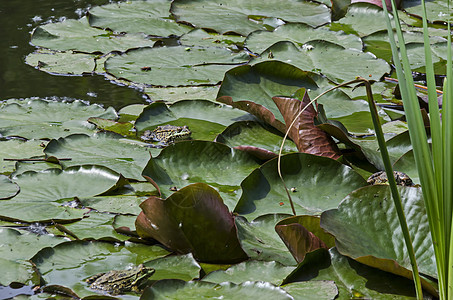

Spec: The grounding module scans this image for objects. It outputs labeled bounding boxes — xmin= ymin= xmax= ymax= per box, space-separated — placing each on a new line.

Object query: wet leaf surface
xmin=321 ymin=185 xmax=436 ymax=290
xmin=235 ymin=153 xmax=367 ymax=220
xmin=136 ymin=183 xmax=248 ymax=263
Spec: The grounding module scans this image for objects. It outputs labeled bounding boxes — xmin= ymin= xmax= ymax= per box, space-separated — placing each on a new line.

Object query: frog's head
xmin=133 ymin=264 xmax=155 ymax=288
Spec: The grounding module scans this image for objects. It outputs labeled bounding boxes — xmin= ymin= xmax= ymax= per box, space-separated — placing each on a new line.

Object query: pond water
xmin=0 ymin=0 xmax=147 ymax=110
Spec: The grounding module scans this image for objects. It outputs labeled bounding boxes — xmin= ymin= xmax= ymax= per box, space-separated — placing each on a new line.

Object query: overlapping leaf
xmin=105 ymin=46 xmax=248 ymax=86
xmin=171 ymin=0 xmax=331 ymax=36
xmin=141 ymin=141 xmax=259 ymax=210
xmin=235 ymin=153 xmax=367 ymax=220
xmin=87 ymin=0 xmax=191 ymax=36
xmin=321 ymin=185 xmax=436 ymax=290
xmin=0 ymin=98 xmax=117 ymax=139
xmin=136 ymin=183 xmax=248 ymax=263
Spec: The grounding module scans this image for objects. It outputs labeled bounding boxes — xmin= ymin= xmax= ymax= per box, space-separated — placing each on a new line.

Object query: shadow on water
xmin=0 ymin=0 xmax=148 ymax=110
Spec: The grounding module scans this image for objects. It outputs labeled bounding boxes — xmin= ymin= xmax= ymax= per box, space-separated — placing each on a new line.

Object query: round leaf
xmin=105 ymin=46 xmax=248 ymax=86
xmin=11 ymin=165 xmax=127 ymax=202
xmin=171 ymin=0 xmax=331 ymax=35
xmin=321 ymin=185 xmax=437 ymax=281
xmin=87 ymin=0 xmax=191 ymax=36
xmin=235 ymin=153 xmax=367 ymax=220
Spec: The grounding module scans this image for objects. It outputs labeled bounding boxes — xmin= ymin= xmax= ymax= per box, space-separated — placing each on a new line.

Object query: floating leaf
xmin=245 ymin=23 xmax=363 ymax=54
xmin=11 ymin=165 xmax=127 ymax=202
xmin=31 ymin=240 xmax=169 ymax=298
xmin=44 ymin=133 xmax=152 ymax=181
xmin=235 ymin=153 xmax=367 ymax=220
xmin=145 ymin=85 xmax=220 ymax=103
xmin=215 ymin=121 xmax=298 ymax=157
xmin=145 ymin=253 xmax=201 ymax=282
xmin=0 ymin=98 xmax=117 ymax=140
xmin=25 ymin=49 xmax=96 ymax=75
xmin=87 ymin=0 xmax=192 ymax=36
xmin=30 ymin=17 xmax=155 ymax=53
xmin=203 ymin=260 xmax=295 ymax=285
xmin=180 ymin=29 xmax=245 ymax=49
xmin=134 ymin=100 xmax=256 ymax=142
xmin=141 ymin=141 xmax=259 ymax=210
xmin=330 ymin=3 xmax=391 ymax=37
xmin=171 ymin=0 xmax=331 ymax=35
xmin=143 ymin=279 xmax=293 ymax=299
xmin=0 ymin=202 xmax=89 ymax=223
xmin=136 ymin=183 xmax=248 ymax=263
xmin=284 ymin=248 xmax=422 ymax=299
xmin=0 ymin=139 xmax=47 ymax=175
xmin=252 ymin=41 xmax=390 ymax=83
xmin=105 ymin=46 xmax=248 ymax=86
xmin=0 ymin=175 xmax=19 ymax=200
xmin=236 ymin=214 xmax=296 ymax=266
xmin=321 ymin=185 xmax=437 ymax=290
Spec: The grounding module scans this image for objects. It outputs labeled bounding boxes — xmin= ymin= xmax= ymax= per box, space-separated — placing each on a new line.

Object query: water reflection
xmin=0 ymin=0 xmax=147 ymax=109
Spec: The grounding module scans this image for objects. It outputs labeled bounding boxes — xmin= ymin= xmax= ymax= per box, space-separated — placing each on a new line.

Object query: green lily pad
xmin=79 ymin=195 xmax=147 ymax=215
xmin=0 ymin=98 xmax=117 ymax=140
xmin=0 ymin=139 xmax=47 ymax=175
xmin=0 ymin=202 xmax=89 ymax=223
xmin=0 ymin=175 xmax=19 ymax=199
xmin=87 ymin=0 xmax=191 ymax=37
xmin=252 ymin=41 xmax=390 ymax=83
xmin=245 ymin=23 xmax=363 ymax=54
xmin=236 ymin=214 xmax=296 ymax=266
xmin=144 ymin=253 xmax=201 ymax=282
xmin=281 ymin=281 xmax=338 ymax=300
xmin=180 ymin=29 xmax=245 ymax=49
xmin=136 ymin=183 xmax=248 ymax=264
xmin=203 ymin=260 xmax=295 ymax=285
xmin=31 ymin=240 xmax=169 ymax=298
xmin=215 ymin=121 xmax=298 ymax=156
xmin=171 ymin=0 xmax=331 ymax=36
xmin=330 ymin=3 xmax=391 ymax=37
xmin=10 ymin=165 xmax=127 ymax=202
xmin=30 ymin=17 xmax=155 ymax=53
xmin=135 ymin=100 xmax=255 ymax=130
xmin=217 ymin=61 xmax=320 ymax=131
xmin=144 ymin=85 xmax=220 ymax=103
xmin=105 ymin=46 xmax=248 ymax=86
xmin=25 ymin=49 xmax=97 ymax=75
xmin=142 ymin=279 xmax=293 ymax=299
xmin=44 ymin=133 xmax=152 ymax=181
xmin=284 ymin=248 xmax=423 ymax=299
xmin=217 ymin=61 xmax=369 ymax=133
xmin=234 ymin=153 xmax=367 ymax=220
xmin=0 ymin=258 xmax=40 ymax=287
xmin=141 ymin=141 xmax=259 ymax=210
xmin=0 ymin=228 xmax=67 ymax=262
xmin=403 ymin=0 xmax=453 ymax=23
xmin=321 ymin=185 xmax=436 ymax=283
xmin=57 ymin=210 xmax=132 ymax=241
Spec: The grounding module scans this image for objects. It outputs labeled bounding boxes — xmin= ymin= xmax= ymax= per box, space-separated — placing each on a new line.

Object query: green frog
xmin=141 ymin=125 xmax=191 ymax=147
xmin=86 ymin=264 xmax=154 ymax=295
xmin=367 ymin=171 xmax=414 ymax=187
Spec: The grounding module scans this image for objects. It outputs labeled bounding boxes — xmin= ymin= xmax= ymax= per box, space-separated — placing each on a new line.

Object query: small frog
xmin=367 ymin=171 xmax=414 ymax=187
xmin=86 ymin=264 xmax=154 ymax=295
xmin=141 ymin=125 xmax=191 ymax=147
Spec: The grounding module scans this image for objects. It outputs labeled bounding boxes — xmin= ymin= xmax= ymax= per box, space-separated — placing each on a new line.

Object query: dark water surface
xmin=0 ymin=0 xmax=147 ymax=109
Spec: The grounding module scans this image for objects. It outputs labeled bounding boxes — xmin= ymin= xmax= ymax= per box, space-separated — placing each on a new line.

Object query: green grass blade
xmin=445 ymin=20 xmax=453 ymax=298
xmin=383 ymin=0 xmax=443 ymax=297
xmin=420 ymin=0 xmax=443 ymax=205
